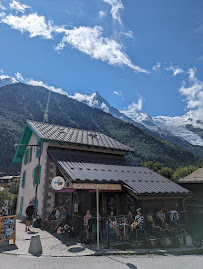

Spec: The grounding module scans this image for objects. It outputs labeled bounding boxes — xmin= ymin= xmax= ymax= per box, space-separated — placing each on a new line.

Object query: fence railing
xmin=47 ymin=210 xmax=188 ymax=247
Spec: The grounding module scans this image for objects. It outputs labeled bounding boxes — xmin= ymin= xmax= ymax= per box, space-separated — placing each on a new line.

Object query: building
xmin=178 ymin=168 xmax=203 ymax=236
xmin=14 ymin=120 xmax=190 ymax=219
xmin=0 ymin=175 xmax=19 ymax=187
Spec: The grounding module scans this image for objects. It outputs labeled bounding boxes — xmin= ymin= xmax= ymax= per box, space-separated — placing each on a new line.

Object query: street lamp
xmin=14 ymin=142 xmax=41 ymax=216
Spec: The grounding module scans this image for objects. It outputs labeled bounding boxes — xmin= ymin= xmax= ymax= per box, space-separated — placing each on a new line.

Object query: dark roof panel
xmin=50 ymin=150 xmax=190 ymax=195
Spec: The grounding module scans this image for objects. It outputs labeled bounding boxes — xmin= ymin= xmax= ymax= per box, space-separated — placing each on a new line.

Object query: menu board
xmin=0 ymin=216 xmax=15 ymax=240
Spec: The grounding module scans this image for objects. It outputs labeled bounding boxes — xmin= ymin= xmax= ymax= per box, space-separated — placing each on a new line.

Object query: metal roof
xmin=178 ymin=168 xmax=203 ymax=183
xmin=27 ymin=120 xmax=134 ymax=152
xmin=50 ymin=150 xmax=190 ymax=195
xmin=48 ymin=148 xmax=131 ymax=166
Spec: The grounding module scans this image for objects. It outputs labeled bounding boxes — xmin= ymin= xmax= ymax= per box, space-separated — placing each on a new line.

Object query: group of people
xmin=24 ymin=202 xmax=180 ymax=241
xmin=82 ymin=207 xmax=180 ymax=241
xmin=82 ymin=208 xmax=145 ymax=240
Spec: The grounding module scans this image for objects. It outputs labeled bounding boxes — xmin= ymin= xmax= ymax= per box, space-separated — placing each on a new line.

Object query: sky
xmin=0 ymin=0 xmax=202 ymax=119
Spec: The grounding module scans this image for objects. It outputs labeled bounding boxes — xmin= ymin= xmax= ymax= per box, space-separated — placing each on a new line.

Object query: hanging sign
xmin=51 ymin=176 xmax=65 ymax=190
xmin=71 ymin=183 xmax=122 ymax=190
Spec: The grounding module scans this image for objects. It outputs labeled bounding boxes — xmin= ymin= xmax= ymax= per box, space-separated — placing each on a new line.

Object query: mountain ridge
xmin=0 ymin=83 xmax=201 ymax=175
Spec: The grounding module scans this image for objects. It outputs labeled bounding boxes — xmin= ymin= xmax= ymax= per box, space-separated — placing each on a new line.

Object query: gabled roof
xmin=13 ymin=120 xmax=134 ymax=162
xmin=178 ymin=168 xmax=203 ymax=183
xmin=50 ymin=149 xmax=190 ymax=196
xmin=29 ymin=120 xmax=134 ymax=151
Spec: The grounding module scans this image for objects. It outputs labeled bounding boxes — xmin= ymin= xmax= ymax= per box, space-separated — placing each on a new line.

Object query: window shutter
xmin=29 ymin=146 xmax=33 ymax=163
xmin=22 ymin=171 xmax=26 ymax=188
xmin=19 ymin=197 xmax=24 ymax=215
xmin=33 ymin=168 xmax=36 ymax=185
xmin=38 ymin=165 xmax=41 ymax=184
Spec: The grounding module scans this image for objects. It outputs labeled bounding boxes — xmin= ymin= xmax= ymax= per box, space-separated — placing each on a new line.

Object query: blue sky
xmin=0 ymin=0 xmax=202 ymax=118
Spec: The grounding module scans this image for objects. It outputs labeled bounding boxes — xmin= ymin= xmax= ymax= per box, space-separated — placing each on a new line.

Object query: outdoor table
xmin=119 ymin=223 xmax=129 ymax=239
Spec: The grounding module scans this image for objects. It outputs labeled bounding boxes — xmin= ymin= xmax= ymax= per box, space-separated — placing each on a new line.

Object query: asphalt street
xmin=1 ymin=254 xmax=203 ymax=269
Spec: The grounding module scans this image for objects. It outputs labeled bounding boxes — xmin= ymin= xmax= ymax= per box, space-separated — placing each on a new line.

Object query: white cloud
xmin=0 ymin=72 xmax=18 ymax=84
xmin=179 ymin=68 xmax=203 ymax=127
xmin=152 ymin=62 xmax=161 ymax=72
xmin=15 ymin=72 xmax=23 ymax=81
xmin=0 ymin=8 xmax=147 ymax=73
xmin=121 ymin=97 xmax=143 ymax=114
xmin=0 ymin=1 xmax=6 ymax=10
xmin=13 ymin=72 xmax=66 ymax=95
xmin=0 ymin=13 xmax=54 ymax=39
xmin=55 ymin=26 xmax=148 ymax=73
xmin=70 ymin=92 xmax=99 ymax=107
xmin=101 ymin=102 xmax=109 ymax=113
xmin=9 ymin=1 xmax=31 ymax=13
xmin=114 ymin=90 xmax=122 ymax=96
xmin=98 ymin=10 xmax=106 ymax=18
xmin=27 ymin=79 xmax=66 ymax=95
xmin=121 ymin=31 xmax=133 ymax=38
xmin=102 ymin=0 xmax=124 ymax=24
xmin=165 ymin=65 xmax=184 ymax=76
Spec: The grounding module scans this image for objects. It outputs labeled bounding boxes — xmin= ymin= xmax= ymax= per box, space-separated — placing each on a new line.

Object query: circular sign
xmin=51 ymin=176 xmax=65 ymax=190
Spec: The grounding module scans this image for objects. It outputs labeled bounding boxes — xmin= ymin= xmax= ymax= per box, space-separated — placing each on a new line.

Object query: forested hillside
xmin=0 ymin=83 xmax=201 ymax=175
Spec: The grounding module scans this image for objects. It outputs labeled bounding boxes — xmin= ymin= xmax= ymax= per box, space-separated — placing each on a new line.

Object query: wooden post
xmin=13 ymin=216 xmax=16 ymax=245
xmin=0 ymin=217 xmax=1 ymax=241
xmin=96 ymin=185 xmax=99 ymax=250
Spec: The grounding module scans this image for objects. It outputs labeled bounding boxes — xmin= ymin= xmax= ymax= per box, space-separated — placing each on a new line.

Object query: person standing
xmin=25 ymin=201 xmax=35 ymax=232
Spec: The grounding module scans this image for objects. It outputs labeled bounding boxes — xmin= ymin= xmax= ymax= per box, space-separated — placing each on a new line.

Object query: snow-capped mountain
xmin=0 ymin=75 xmax=18 ymax=87
xmin=70 ymin=91 xmax=203 ymax=147
xmin=1 ymin=74 xmax=202 ymax=149
xmin=70 ymin=91 xmax=139 ymax=125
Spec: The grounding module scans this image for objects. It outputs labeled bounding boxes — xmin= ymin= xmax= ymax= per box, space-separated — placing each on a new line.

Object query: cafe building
xmin=14 ymin=120 xmax=190 ymax=219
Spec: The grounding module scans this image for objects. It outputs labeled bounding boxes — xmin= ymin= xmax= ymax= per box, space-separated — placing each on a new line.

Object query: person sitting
xmin=131 ymin=208 xmax=144 ymax=232
xmin=48 ymin=207 xmax=57 ymax=221
xmin=2 ymin=209 xmax=7 ymax=217
xmin=145 ymin=210 xmax=155 ymax=234
xmin=156 ymin=208 xmax=166 ymax=229
xmin=123 ymin=210 xmax=134 ymax=239
xmin=109 ymin=210 xmax=122 ymax=239
xmin=83 ymin=209 xmax=92 ymax=238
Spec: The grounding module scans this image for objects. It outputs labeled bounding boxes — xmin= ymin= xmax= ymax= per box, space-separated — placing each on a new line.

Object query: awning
xmin=49 ymin=148 xmax=191 ymax=196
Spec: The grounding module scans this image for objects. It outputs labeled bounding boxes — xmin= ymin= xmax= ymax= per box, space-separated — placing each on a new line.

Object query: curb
xmin=1 ymin=246 xmax=203 ymax=258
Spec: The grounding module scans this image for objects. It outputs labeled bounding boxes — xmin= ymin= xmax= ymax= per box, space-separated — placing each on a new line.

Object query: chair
xmin=135 ymin=226 xmax=146 ymax=239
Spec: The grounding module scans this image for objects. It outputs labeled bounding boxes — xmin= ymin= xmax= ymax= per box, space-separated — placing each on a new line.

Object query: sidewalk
xmin=0 ymin=220 xmax=203 ymax=257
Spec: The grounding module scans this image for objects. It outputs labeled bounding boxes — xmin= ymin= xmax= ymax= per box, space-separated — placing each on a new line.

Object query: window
xmin=29 ymin=146 xmax=32 ymax=163
xmin=19 ymin=197 xmax=24 ymax=215
xmin=24 ymin=149 xmax=29 ymax=165
xmin=22 ymin=171 xmax=26 ymax=188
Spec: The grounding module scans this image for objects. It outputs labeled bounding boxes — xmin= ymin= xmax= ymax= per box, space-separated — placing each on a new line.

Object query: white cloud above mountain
xmin=114 ymin=90 xmax=122 ymax=96
xmin=55 ymin=26 xmax=148 ymax=73
xmin=9 ymin=1 xmax=31 ymax=13
xmin=121 ymin=97 xmax=143 ymax=114
xmin=179 ymin=68 xmax=203 ymax=126
xmin=12 ymin=72 xmax=66 ymax=95
xmin=102 ymin=0 xmax=124 ymax=24
xmin=0 ymin=8 xmax=148 ymax=73
xmin=0 ymin=13 xmax=54 ymax=39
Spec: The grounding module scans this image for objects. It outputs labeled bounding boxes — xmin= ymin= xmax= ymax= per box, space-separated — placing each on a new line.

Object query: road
xmin=1 ymin=254 xmax=203 ymax=269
